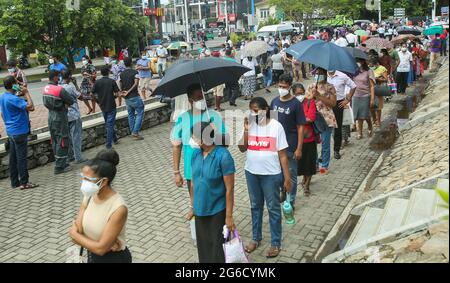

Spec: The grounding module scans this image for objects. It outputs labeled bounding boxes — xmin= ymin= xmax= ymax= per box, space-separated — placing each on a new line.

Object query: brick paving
xmin=0 ymin=77 xmax=384 ymax=263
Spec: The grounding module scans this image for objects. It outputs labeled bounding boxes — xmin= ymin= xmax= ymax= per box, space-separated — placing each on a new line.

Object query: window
xmin=260 ymin=9 xmax=270 ymax=19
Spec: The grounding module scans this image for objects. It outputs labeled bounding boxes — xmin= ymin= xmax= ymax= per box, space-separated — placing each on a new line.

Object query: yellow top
xmin=82 ymin=193 xmax=127 ymax=250
xmin=373 ymin=65 xmax=388 ymax=79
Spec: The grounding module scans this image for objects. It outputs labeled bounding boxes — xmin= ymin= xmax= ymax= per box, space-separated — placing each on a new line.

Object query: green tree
xmin=257 ymin=16 xmax=280 ymax=30
xmin=0 ymin=0 xmax=146 ymax=69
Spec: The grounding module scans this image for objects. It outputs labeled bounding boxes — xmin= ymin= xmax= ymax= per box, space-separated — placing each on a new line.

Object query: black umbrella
xmin=344 ymin=47 xmax=368 ymax=60
xmin=152 ymin=58 xmax=250 ymax=98
xmin=396 ymin=26 xmax=421 ymax=36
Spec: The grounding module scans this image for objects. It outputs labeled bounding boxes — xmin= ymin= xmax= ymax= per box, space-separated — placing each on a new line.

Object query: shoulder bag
xmin=307 ymin=100 xmax=328 ymax=134
xmin=374 ymin=67 xmax=392 ymax=97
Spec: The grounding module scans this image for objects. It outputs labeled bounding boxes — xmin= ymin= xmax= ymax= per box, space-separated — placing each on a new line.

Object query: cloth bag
xmin=223 ymin=228 xmax=249 ymax=263
xmin=375 ymin=84 xmax=391 ymax=97
xmin=342 ymin=105 xmax=354 ymax=126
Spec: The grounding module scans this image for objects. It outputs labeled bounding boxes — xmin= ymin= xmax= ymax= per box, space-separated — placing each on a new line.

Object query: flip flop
xmin=266 ymin=246 xmax=281 ymax=258
xmin=20 ymin=183 xmax=39 ymax=190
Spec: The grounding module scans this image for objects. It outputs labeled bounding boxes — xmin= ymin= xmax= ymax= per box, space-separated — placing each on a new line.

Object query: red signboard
xmin=229 ymin=14 xmax=236 ymax=22
xmin=144 ymin=8 xmax=164 ymax=16
xmin=209 ymin=22 xmax=218 ymax=28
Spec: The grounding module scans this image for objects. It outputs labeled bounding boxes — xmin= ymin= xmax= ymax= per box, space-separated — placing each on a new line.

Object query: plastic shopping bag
xmin=342 ymin=105 xmax=354 ymax=126
xmin=223 ymin=226 xmax=249 ymax=263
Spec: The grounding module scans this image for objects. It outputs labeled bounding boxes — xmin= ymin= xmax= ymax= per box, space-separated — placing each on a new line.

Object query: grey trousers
xmin=68 ymin=118 xmax=83 ymax=162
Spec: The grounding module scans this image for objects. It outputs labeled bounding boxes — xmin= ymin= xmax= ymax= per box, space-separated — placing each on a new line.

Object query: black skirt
xmin=297 ymin=141 xmax=317 ymax=176
xmin=195 ymin=210 xmax=226 ymax=263
xmin=87 ymin=247 xmax=132 ymax=263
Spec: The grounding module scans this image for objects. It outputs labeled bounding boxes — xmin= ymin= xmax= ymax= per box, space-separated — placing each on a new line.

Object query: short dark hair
xmin=3 ymin=75 xmax=16 ymax=89
xmin=6 ymin=60 xmax=16 ymax=68
xmin=101 ymin=66 xmax=110 ymax=76
xmin=249 ymin=97 xmax=271 ymax=118
xmin=48 ymin=70 xmax=60 ymax=81
xmin=187 ymin=83 xmax=202 ymax=98
xmin=436 ymin=33 xmax=440 ymax=37
xmin=124 ymin=57 xmax=132 ymax=67
xmin=61 ymin=70 xmax=72 ymax=80
xmin=279 ymin=73 xmax=293 ymax=85
xmin=85 ymin=149 xmax=120 ymax=184
xmin=225 ymin=49 xmax=232 ymax=56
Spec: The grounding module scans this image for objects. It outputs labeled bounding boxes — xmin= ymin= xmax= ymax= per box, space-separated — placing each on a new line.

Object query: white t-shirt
xmin=156 ymin=47 xmax=168 ymax=64
xmin=242 ymin=57 xmax=258 ymax=76
xmin=397 ymin=51 xmax=413 ymax=72
xmin=271 ymin=53 xmax=283 ymax=70
xmin=345 ymin=33 xmax=358 ymax=45
xmin=244 ymin=119 xmax=288 ymax=175
xmin=334 ymin=37 xmax=348 ymax=47
xmin=377 ymin=27 xmax=385 ymax=34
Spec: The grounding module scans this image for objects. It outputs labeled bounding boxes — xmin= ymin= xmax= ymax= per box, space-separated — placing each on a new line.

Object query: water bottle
xmin=282 ymin=193 xmax=296 ymax=225
xmin=190 ymin=217 xmax=197 ymax=247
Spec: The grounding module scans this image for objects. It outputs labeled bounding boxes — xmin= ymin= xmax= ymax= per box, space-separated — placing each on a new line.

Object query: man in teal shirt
xmin=171 ymin=83 xmax=226 ymax=220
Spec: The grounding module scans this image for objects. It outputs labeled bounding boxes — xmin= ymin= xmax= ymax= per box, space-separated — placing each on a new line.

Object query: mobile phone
xmin=12 ymin=84 xmax=21 ymax=92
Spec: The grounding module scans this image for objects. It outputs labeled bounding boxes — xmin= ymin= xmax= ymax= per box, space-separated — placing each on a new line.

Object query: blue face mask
xmin=315 ymin=74 xmax=326 ymax=82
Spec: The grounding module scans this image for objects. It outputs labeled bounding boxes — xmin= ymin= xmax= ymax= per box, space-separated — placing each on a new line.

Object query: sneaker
xmin=132 ymin=134 xmax=144 ymax=140
xmin=75 ymin=158 xmax=89 ymax=164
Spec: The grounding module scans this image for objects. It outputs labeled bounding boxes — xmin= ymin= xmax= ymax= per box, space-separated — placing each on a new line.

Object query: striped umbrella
xmin=365 ymin=38 xmax=393 ymax=50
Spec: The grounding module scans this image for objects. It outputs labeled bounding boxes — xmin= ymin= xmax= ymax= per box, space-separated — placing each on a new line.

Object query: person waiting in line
xmin=270 ymin=48 xmax=284 ymax=84
xmin=171 ymin=84 xmax=226 ymax=221
xmin=110 ymin=55 xmax=126 ymax=106
xmin=270 ymin=74 xmax=306 ymax=209
xmin=61 ymin=70 xmax=88 ymax=164
xmin=136 ymin=51 xmax=152 ymax=100
xmin=349 ymin=58 xmax=375 ymax=139
xmin=120 ymin=57 xmax=145 ymax=141
xmin=293 ymin=83 xmax=317 ymax=196
xmin=0 ymin=76 xmax=38 ymax=190
xmin=93 ymin=66 xmax=121 ymax=149
xmin=7 ymin=60 xmax=27 ymax=87
xmin=70 ymin=149 xmax=131 ymax=263
xmin=80 ymin=55 xmax=97 ymax=114
xmin=223 ymin=49 xmax=239 ymax=106
xmin=241 ymin=55 xmax=258 ymax=100
xmin=43 ymin=70 xmax=76 ymax=175
xmin=239 ymin=97 xmax=291 ymax=258
xmin=191 ymin=122 xmax=235 ymax=263
xmin=311 ymin=68 xmax=337 ymax=175
xmin=368 ymin=58 xmax=389 ymax=128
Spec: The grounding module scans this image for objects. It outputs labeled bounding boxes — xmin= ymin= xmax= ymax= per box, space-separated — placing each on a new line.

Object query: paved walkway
xmin=0 ymin=78 xmax=384 ymax=263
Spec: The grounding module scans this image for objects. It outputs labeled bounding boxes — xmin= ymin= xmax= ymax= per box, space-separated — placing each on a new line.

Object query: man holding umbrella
xmin=171 ymin=84 xmax=226 ymax=220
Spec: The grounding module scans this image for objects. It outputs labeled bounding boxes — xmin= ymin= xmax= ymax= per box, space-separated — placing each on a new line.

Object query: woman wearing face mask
xmin=293 ymin=83 xmax=317 ymax=196
xmin=369 ymin=58 xmax=388 ymax=128
xmin=80 ymin=55 xmax=97 ymax=114
xmin=396 ymin=44 xmax=412 ymax=95
xmin=241 ymin=55 xmax=259 ymax=100
xmin=190 ymin=122 xmax=235 ymax=263
xmin=350 ymin=59 xmax=376 ymax=139
xmin=69 ymin=149 xmax=131 ymax=263
xmin=238 ymin=97 xmax=291 ymax=258
xmin=308 ymin=68 xmax=337 ymax=175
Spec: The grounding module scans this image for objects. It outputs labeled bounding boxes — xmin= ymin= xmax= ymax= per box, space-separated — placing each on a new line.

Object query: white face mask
xmin=193 ymin=100 xmax=207 ymax=111
xmin=82 ymin=60 xmax=88 ymax=65
xmin=278 ymin=88 xmax=289 ymax=97
xmin=7 ymin=68 xmax=15 ymax=73
xmin=49 ymin=59 xmax=54 ymax=64
xmin=141 ymin=55 xmax=147 ymax=60
xmin=296 ymin=95 xmax=305 ymax=102
xmin=401 ymin=48 xmax=407 ymax=52
xmin=188 ymin=137 xmax=200 ymax=149
xmin=80 ymin=178 xmax=103 ymax=198
xmin=357 ymin=62 xmax=362 ymax=68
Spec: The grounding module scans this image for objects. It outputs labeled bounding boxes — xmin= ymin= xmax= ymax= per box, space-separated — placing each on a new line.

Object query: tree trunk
xmin=67 ymin=49 xmax=76 ymax=70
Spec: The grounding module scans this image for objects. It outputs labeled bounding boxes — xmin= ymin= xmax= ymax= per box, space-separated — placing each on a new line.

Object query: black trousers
xmin=272 ymin=69 xmax=283 ymax=84
xmin=225 ymin=81 xmax=239 ymax=105
xmin=396 ymin=72 xmax=409 ymax=94
xmin=88 ymin=247 xmax=132 ymax=263
xmin=301 ymin=62 xmax=307 ymax=79
xmin=332 ymin=100 xmax=344 ymax=153
xmin=195 ymin=210 xmax=226 ymax=263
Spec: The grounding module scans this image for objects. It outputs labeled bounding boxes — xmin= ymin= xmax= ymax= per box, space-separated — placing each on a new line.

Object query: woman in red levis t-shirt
xmin=292 ymin=83 xmax=317 ymax=197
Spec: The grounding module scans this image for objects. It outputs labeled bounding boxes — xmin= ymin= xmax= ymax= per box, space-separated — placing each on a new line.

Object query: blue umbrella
xmin=286 ymin=40 xmax=357 ymax=74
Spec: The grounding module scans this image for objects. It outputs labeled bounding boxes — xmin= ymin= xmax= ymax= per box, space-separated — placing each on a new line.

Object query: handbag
xmin=307 ymin=100 xmax=328 ymax=135
xmin=342 ymin=106 xmax=354 ymax=126
xmin=387 ymin=76 xmax=397 ymax=94
xmin=223 ymin=228 xmax=249 ymax=263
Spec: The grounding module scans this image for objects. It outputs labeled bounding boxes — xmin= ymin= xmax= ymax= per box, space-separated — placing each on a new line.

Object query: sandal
xmin=19 ymin=183 xmax=39 ymax=190
xmin=368 ymin=130 xmax=373 ymax=137
xmin=266 ymin=246 xmax=281 ymax=258
xmin=356 ymin=134 xmax=362 ymax=140
xmin=245 ymin=241 xmax=260 ymax=253
xmin=304 ymin=188 xmax=311 ymax=197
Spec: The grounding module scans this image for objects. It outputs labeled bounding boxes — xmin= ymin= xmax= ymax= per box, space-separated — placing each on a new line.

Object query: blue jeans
xmin=285 ymin=151 xmax=298 ymax=204
xmin=102 ymin=109 xmax=117 ymax=149
xmin=125 ymin=96 xmax=145 ymax=135
xmin=245 ymin=170 xmax=282 ymax=247
xmin=318 ymin=127 xmax=333 ymax=169
xmin=68 ymin=118 xmax=83 ymax=161
xmin=8 ymin=134 xmax=29 ymax=187
xmin=263 ymin=68 xmax=272 ymax=87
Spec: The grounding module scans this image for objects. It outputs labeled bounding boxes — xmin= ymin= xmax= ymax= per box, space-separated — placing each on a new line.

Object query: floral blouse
xmin=306 ymin=82 xmax=337 ymax=128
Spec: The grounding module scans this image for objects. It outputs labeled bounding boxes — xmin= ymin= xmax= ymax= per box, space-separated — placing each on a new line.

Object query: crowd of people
xmin=0 ymin=19 xmax=448 ymax=263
